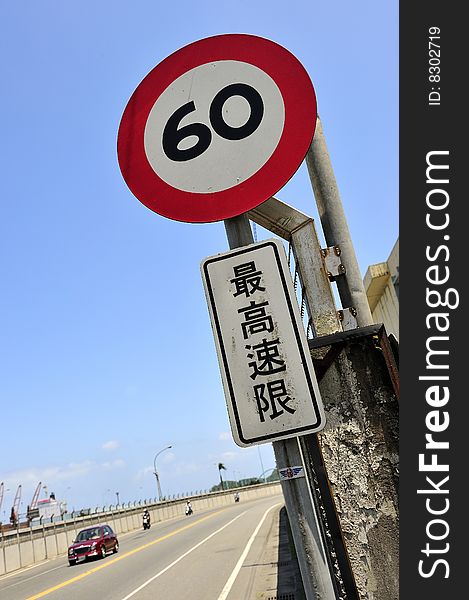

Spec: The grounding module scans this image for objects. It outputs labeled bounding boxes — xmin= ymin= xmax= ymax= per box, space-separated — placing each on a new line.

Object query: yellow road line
xmin=26 ymin=510 xmax=223 ymax=600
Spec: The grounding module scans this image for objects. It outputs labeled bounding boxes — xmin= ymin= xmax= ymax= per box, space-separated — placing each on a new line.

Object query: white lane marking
xmin=119 ymin=511 xmax=247 ymax=600
xmin=0 ymin=565 xmax=63 ymax=589
xmin=217 ymin=502 xmax=282 ymax=600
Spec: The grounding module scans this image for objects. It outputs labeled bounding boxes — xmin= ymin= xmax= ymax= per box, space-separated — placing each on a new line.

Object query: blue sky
xmin=0 ymin=1 xmax=397 ymax=516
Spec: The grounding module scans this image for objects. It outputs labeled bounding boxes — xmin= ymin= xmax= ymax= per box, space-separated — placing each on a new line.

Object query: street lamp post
xmin=153 ymin=445 xmax=172 ymax=501
xmin=257 ymin=446 xmax=266 ymax=482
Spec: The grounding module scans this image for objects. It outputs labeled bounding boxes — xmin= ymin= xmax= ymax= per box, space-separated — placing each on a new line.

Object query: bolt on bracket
xmin=337 ymin=307 xmax=357 ymax=331
xmin=321 ymin=246 xmax=345 ymax=279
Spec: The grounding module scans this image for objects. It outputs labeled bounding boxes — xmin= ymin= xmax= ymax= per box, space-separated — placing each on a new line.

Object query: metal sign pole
xmin=224 ymin=214 xmax=336 ymax=600
xmin=305 ymin=117 xmax=373 ymax=327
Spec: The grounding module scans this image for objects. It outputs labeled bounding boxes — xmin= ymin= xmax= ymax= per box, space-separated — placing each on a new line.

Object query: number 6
xmin=162 ymin=101 xmax=212 ymax=162
xmin=162 ymin=84 xmax=264 ymax=162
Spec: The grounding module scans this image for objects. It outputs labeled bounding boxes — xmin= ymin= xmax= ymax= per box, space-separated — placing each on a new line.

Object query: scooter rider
xmin=185 ymin=501 xmax=193 ymax=515
xmin=143 ymin=509 xmax=151 ymax=529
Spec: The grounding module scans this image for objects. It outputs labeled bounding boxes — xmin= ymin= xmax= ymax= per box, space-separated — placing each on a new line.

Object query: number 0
xmin=162 ymin=84 xmax=264 ymax=162
xmin=210 ymin=83 xmax=264 ymax=140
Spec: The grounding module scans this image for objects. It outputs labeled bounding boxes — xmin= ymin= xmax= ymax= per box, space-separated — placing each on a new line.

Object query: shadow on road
xmin=273 ymin=507 xmax=305 ymax=600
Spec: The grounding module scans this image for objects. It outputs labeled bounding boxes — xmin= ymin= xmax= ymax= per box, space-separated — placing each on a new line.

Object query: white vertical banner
xmin=201 ymin=238 xmax=325 ymax=447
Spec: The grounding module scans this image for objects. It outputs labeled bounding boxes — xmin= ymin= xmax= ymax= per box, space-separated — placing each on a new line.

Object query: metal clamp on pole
xmin=337 ymin=307 xmax=358 ymax=331
xmin=321 ymin=246 xmax=345 ymax=280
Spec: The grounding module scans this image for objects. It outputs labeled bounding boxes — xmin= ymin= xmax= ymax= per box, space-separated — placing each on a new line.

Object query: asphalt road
xmin=0 ymin=494 xmax=284 ymax=600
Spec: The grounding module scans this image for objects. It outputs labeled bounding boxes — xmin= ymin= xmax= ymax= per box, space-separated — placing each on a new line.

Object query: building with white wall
xmin=363 ymin=239 xmax=399 ymax=340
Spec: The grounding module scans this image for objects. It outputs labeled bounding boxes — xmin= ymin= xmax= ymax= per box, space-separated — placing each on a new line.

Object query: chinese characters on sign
xmin=201 ymin=239 xmax=325 ymax=447
xmin=235 ymin=269 xmax=293 ymax=423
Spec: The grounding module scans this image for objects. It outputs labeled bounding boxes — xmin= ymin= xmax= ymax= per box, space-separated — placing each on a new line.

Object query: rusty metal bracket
xmin=337 ymin=307 xmax=357 ymax=331
xmin=308 ymin=323 xmax=399 ymax=399
xmin=321 ymin=245 xmax=345 ymax=280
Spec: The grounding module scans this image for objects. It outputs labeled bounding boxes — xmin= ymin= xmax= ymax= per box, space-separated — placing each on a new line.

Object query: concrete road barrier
xmin=0 ymin=483 xmax=281 ymax=576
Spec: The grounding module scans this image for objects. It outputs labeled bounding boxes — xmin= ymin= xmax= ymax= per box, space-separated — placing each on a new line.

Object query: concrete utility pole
xmin=248 ymin=160 xmax=399 ymax=598
xmin=224 ymin=214 xmax=337 ymax=600
xmin=249 ymin=197 xmax=359 ymax=598
xmin=301 ymin=117 xmax=399 ymax=599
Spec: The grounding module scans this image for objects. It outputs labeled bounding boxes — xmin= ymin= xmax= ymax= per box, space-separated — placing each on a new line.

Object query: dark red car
xmin=68 ymin=524 xmax=119 ymax=566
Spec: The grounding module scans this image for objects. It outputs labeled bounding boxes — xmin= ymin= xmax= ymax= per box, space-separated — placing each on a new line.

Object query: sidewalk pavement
xmin=251 ymin=504 xmax=305 ymax=600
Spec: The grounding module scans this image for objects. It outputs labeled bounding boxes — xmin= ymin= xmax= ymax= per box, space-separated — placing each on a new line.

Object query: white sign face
xmin=144 ymin=60 xmax=285 ymax=194
xmin=117 ymin=34 xmax=317 ymax=223
xmin=201 ymin=239 xmax=325 ymax=447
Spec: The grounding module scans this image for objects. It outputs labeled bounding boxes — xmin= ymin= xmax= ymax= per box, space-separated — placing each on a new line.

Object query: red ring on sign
xmin=117 ymin=34 xmax=317 ymax=223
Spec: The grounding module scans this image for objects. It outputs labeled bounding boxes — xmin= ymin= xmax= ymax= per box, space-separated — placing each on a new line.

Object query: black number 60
xmin=162 ymin=83 xmax=264 ymax=162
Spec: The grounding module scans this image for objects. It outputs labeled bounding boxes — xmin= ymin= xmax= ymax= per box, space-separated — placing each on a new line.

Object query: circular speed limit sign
xmin=117 ymin=34 xmax=317 ymax=223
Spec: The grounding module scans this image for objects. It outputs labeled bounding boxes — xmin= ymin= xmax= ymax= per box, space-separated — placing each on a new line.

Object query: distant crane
xmin=31 ymin=482 xmax=41 ymax=509
xmin=10 ymin=484 xmax=21 ymax=527
xmin=27 ymin=482 xmax=42 ymax=522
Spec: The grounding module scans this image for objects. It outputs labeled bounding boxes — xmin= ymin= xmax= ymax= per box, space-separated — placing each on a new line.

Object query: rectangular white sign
xmin=201 ymin=238 xmax=325 ymax=447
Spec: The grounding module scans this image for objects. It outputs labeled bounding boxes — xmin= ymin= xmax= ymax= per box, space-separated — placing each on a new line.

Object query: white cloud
xmin=160 ymin=451 xmax=175 ymax=464
xmin=0 ymin=461 xmax=95 ymax=501
xmin=102 ymin=440 xmax=119 ymax=451
xmin=101 ymin=459 xmax=125 ymax=470
xmin=1 ymin=458 xmax=126 ymax=497
xmin=218 ymin=432 xmax=231 ymax=441
xmin=134 ymin=451 xmax=174 ymax=481
xmin=221 ymin=451 xmax=238 ymax=461
xmin=134 ymin=465 xmax=155 ymax=481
